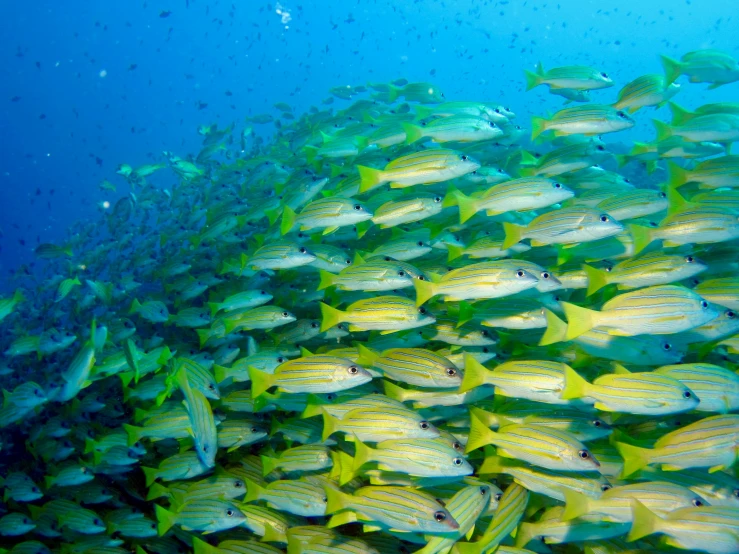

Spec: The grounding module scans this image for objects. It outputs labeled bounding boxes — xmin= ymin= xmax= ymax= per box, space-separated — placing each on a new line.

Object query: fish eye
xmin=596 ymin=145 xmax=605 ymax=151
xmin=700 ymin=301 xmax=709 ymax=308
xmin=353 ymin=204 xmax=362 ymax=211
xmin=417 ymin=241 xmax=425 ymax=247
xmin=593 ymin=420 xmax=602 ymax=427
xmin=452 ymin=458 xmax=463 ymax=466
xmin=541 ymin=272 xmax=550 ymax=279
xmin=434 ymin=196 xmax=442 ymax=202
xmin=601 ymin=484 xmax=612 ymax=492
xmin=692 ymin=498 xmax=704 ymax=506
xmin=398 ymin=270 xmax=406 ymax=277
xmin=727 ymin=310 xmax=736 ymax=319
xmin=554 ymin=182 xmax=562 ymax=188
xmin=277 ymin=357 xmax=285 ymax=363
xmin=282 ymin=311 xmax=289 ymax=317
xmin=663 ymin=342 xmax=672 ymax=351
xmin=489 ymin=121 xmax=495 ymax=128
xmin=461 ymin=155 xmax=469 ymax=161
xmin=453 ymin=441 xmax=462 ymax=450
xmin=299 ymin=247 xmax=307 ymax=254
xmin=418 ymin=275 xmax=425 ymax=281
xmin=578 ymin=450 xmax=590 ymax=459
xmin=446 ymin=368 xmax=457 ymax=376
xmin=31 ymin=486 xmax=39 ymax=492
xmin=494 ymin=493 xmax=502 ymax=501
xmin=345 ymin=259 xmax=352 ymax=264
xmin=419 ymin=307 xmax=427 ymax=315
xmin=599 ymin=215 xmax=609 ymax=222
xmin=202 ymin=445 xmax=209 ymax=453
xmin=685 ymin=256 xmax=695 ymax=263
xmin=348 ymin=366 xmax=359 ymax=374
xmin=617 ymin=111 xmax=627 ymax=118
xmin=494 ymin=108 xmax=501 ymax=113
xmin=683 ymin=391 xmax=692 ymax=398
xmin=226 ymin=509 xmax=235 ymax=516
xmin=434 ymin=511 xmax=447 ymax=522
xmin=479 ymin=486 xmax=488 ymax=495
xmin=420 ymin=421 xmax=430 ymax=430
xmin=515 ymin=269 xmax=526 ymax=278
xmin=601 ymin=72 xmax=609 ymax=78
xmin=93 ymin=518 xmax=102 ymax=526
xmin=658 ymin=192 xmax=667 ymax=198
xmin=733 ymin=488 xmax=739 ymax=498
xmin=311 ymin=321 xmax=319 ymax=328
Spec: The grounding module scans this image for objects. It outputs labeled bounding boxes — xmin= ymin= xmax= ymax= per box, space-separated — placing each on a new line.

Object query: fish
xmin=524 ymin=63 xmax=614 ymax=91
xmin=3 ymin=57 xmax=739 ymax=554
xmin=661 ymin=49 xmax=739 ymax=88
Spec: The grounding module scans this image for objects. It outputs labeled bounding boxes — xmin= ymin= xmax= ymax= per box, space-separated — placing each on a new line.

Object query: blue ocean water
xmin=0 ymin=0 xmax=737 ymax=289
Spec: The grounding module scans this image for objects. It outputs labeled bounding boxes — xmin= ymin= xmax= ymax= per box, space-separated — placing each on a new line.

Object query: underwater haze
xmin=2 ymin=1 xmax=739 ymax=554
xmin=1 ymin=0 xmax=738 ymax=281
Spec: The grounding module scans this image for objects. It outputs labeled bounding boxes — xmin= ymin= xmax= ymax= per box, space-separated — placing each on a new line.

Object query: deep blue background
xmin=1 ymin=0 xmax=737 ymax=292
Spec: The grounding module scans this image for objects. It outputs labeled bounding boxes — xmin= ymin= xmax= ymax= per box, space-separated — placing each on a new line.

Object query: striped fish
xmin=281 ymin=197 xmax=372 ymax=235
xmin=667 ymin=155 xmax=739 ymax=189
xmin=246 ymin=240 xmax=316 ymax=270
xmin=357 ymin=149 xmax=480 ymax=193
xmin=248 ymin=355 xmax=372 ymax=397
xmin=466 ymin=417 xmax=600 ymax=472
xmin=357 ymin=345 xmax=461 ymax=388
xmin=351 ymin=437 xmax=472 ymax=479
xmin=414 ymin=484 xmax=492 ymax=554
xmin=630 ymin=206 xmax=739 ymax=254
xmin=531 ymin=104 xmax=634 ymax=140
xmin=324 ymin=485 xmax=459 ymax=534
xmin=241 ymin=504 xmax=289 ymax=542
xmin=597 ymin=189 xmax=668 ymax=221
xmin=403 ymin=115 xmax=503 ymax=144
xmin=447 ymin=233 xmax=532 ymax=261
xmin=479 ymin=454 xmax=611 ymax=502
xmin=448 ymin=176 xmax=574 ymax=224
xmin=371 ymin=193 xmax=443 ymax=228
xmin=521 ymin=141 xmax=608 ymax=178
xmin=317 ymin=259 xmax=424 ymax=292
xmin=216 ymin=420 xmax=268 ymax=452
xmin=584 ymin=251 xmax=706 ymax=296
xmin=694 ymin=277 xmax=739 ymax=309
xmin=413 ymin=260 xmax=540 ymax=305
xmin=502 ymin=206 xmax=624 ymax=250
xmin=221 ymin=305 xmax=296 ymax=334
xmin=260 ymin=444 xmax=335 ymax=476
xmin=244 ymin=478 xmax=327 ymax=517
xmin=628 ymin=502 xmax=739 ymax=552
xmin=453 ymin=483 xmax=528 ymax=554
xmin=515 ymin=505 xmax=629 ymax=548
xmin=562 ymin=365 xmax=699 ymax=416
xmin=561 ymin=284 xmax=719 ymax=339
xmin=141 ymin=452 xmax=211 ymax=487
xmin=655 ymin=363 xmax=739 ymax=413
xmin=322 ymin=405 xmax=440 ymax=443
xmin=155 ymin=499 xmax=246 ymax=535
xmin=461 ymin=355 xmax=571 ymax=405
xmin=176 ymin=367 xmax=217 ymax=468
xmin=616 ymin=414 xmax=739 ymax=477
xmin=614 ymin=74 xmax=680 ymax=113
xmin=562 ymin=481 xmax=706 ymax=523
xmin=167 ymin=471 xmax=247 ymax=507
xmin=638 ymin=467 xmax=739 ymax=507
xmin=319 ymin=295 xmax=435 ymax=333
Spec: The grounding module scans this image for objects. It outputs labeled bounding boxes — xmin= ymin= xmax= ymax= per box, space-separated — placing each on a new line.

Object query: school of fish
xmin=1 ymin=48 xmax=739 ymax=554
